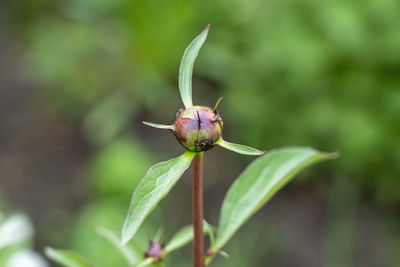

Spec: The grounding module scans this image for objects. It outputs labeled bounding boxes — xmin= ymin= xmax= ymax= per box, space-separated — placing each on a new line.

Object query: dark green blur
xmin=1 ymin=0 xmax=399 ymax=266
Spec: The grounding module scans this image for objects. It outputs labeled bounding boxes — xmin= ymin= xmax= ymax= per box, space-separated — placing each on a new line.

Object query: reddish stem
xmin=193 ymin=152 xmax=204 ymax=267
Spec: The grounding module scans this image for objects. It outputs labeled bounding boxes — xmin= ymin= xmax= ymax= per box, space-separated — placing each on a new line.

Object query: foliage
xmin=45 ymin=247 xmax=96 ymax=267
xmin=2 ymin=0 xmax=399 ymax=265
xmin=122 ymin=151 xmax=196 ymax=245
xmin=118 ymin=26 xmax=336 ymax=266
xmin=210 ymin=148 xmax=336 ymax=254
xmin=37 ymin=24 xmax=336 ymax=266
xmin=14 ymin=0 xmax=398 ymax=198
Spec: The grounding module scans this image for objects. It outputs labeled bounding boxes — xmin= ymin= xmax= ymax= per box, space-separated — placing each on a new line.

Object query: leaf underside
xmin=210 ymin=147 xmax=337 ymax=255
xmin=217 ymin=138 xmax=265 ymax=156
xmin=178 ymin=25 xmax=210 ymax=108
xmin=121 ymin=151 xmax=196 ymax=245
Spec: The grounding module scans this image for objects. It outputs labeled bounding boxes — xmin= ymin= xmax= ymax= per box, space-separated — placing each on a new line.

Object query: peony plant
xmin=45 ymin=25 xmax=337 ymax=267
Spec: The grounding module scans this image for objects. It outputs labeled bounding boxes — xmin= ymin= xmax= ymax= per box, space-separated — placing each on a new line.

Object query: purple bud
xmin=144 ymin=241 xmax=164 ymax=261
xmin=174 ymin=106 xmax=223 ymax=152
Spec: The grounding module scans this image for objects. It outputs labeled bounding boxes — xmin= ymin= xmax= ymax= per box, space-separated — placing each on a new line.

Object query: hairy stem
xmin=193 ymin=152 xmax=204 ymax=267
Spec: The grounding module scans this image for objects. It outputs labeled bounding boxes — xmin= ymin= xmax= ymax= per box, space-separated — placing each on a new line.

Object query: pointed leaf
xmin=121 ymin=151 xmax=196 ymax=245
xmin=44 ymin=247 xmax=96 ymax=267
xmin=217 ymin=139 xmax=265 ymax=156
xmin=164 ymin=220 xmax=215 ymax=253
xmin=97 ymin=227 xmax=141 ymax=265
xmin=164 ymin=225 xmax=193 ymax=253
xmin=210 ymin=147 xmax=337 ymax=253
xmin=178 ymin=25 xmax=210 ymax=108
xmin=143 ymin=121 xmax=175 ymax=130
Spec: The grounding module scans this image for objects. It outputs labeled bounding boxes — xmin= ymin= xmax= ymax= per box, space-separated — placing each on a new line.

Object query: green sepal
xmin=143 ymin=121 xmax=175 ymax=130
xmin=216 ymin=138 xmax=265 ymax=156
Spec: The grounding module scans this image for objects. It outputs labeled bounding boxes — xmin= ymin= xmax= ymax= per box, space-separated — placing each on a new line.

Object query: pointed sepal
xmin=216 ymin=138 xmax=265 ymax=156
xmin=178 ymin=24 xmax=210 ymax=108
xmin=143 ymin=121 xmax=175 ymax=131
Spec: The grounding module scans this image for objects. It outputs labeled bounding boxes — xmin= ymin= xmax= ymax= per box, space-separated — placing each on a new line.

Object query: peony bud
xmin=144 ymin=241 xmax=164 ymax=261
xmin=173 ymin=105 xmax=223 ymax=152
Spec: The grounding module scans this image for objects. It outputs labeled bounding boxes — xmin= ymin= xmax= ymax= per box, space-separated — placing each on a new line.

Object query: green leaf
xmin=121 ymin=151 xmax=196 ymax=245
xmin=178 ymin=25 xmax=210 ymax=108
xmin=210 ymin=147 xmax=337 ymax=253
xmin=143 ymin=121 xmax=175 ymax=130
xmin=44 ymin=247 xmax=96 ymax=267
xmin=217 ymin=139 xmax=265 ymax=156
xmin=164 ymin=220 xmax=215 ymax=253
xmin=97 ymin=227 xmax=141 ymax=265
xmin=164 ymin=225 xmax=193 ymax=253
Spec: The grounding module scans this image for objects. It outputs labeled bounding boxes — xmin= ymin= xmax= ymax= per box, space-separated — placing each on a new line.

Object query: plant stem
xmin=193 ymin=152 xmax=204 ymax=267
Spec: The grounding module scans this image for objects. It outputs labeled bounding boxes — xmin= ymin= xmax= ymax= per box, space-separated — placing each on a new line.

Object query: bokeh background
xmin=0 ymin=0 xmax=399 ymax=266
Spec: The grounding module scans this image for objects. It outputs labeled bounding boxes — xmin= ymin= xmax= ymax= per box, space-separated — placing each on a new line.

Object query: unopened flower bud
xmin=144 ymin=241 xmax=164 ymax=261
xmin=173 ymin=106 xmax=223 ymax=152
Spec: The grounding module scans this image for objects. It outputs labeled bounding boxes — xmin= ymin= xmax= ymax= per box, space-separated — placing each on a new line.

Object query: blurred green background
xmin=0 ymin=0 xmax=399 ymax=266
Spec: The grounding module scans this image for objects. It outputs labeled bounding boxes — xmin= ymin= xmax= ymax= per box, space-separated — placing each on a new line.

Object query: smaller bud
xmin=144 ymin=241 xmax=164 ymax=261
